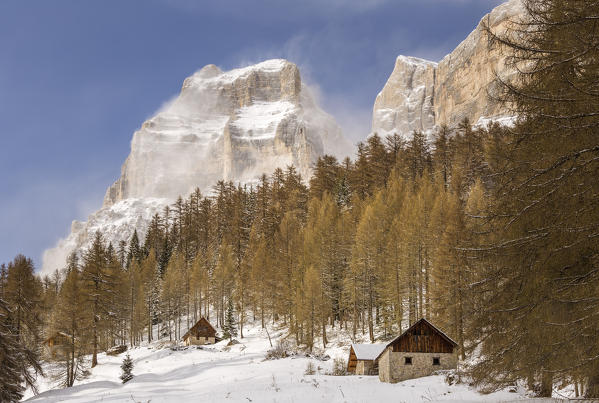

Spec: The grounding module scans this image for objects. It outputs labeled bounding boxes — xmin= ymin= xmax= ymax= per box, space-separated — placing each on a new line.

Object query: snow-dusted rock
xmin=372 ymin=56 xmax=437 ymax=139
xmin=103 ymin=59 xmax=348 ymax=207
xmin=372 ymin=0 xmax=525 ymax=139
xmin=42 ymin=60 xmax=350 ymax=275
xmin=42 ymin=198 xmax=168 ymax=274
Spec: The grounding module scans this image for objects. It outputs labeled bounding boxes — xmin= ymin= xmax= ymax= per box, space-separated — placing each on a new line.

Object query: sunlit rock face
xmin=372 ymin=0 xmax=524 ymax=139
xmin=372 ymin=55 xmax=437 ymax=139
xmin=104 ymin=59 xmax=347 ymax=207
xmin=42 ymin=60 xmax=349 ymax=275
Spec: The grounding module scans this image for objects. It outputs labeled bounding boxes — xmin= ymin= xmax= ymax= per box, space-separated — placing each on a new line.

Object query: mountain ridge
xmin=42 ymin=59 xmax=349 ymax=275
xmin=372 ymin=0 xmax=524 ymax=139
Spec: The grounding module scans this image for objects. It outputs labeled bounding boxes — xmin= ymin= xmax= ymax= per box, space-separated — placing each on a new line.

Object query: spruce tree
xmin=223 ymin=298 xmax=237 ymax=341
xmin=120 ymin=354 xmax=134 ymax=384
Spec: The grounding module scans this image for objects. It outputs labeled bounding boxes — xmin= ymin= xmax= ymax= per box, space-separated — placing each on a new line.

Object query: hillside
xmin=26 ymin=324 xmax=534 ymax=403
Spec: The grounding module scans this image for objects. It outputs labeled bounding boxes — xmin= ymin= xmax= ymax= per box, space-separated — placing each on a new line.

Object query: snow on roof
xmin=351 ymin=343 xmax=387 ymax=361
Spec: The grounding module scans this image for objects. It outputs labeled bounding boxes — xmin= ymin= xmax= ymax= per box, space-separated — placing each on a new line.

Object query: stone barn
xmin=182 ymin=317 xmax=217 ymax=346
xmin=347 ymin=344 xmax=386 ymax=375
xmin=377 ymin=318 xmax=458 ymax=383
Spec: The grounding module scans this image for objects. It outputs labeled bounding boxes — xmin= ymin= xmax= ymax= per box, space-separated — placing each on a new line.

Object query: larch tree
xmin=469 ymin=0 xmax=599 ymax=396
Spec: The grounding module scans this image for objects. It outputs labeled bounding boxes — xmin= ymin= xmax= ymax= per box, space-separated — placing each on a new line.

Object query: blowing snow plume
xmin=42 ymin=59 xmax=351 ymax=276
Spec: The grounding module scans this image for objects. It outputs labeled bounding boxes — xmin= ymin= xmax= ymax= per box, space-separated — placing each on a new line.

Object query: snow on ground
xmin=24 ymin=322 xmax=542 ymax=403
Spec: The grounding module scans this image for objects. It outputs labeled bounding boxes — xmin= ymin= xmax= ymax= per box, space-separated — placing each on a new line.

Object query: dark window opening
xmin=404 ymin=357 xmax=412 ymax=365
xmin=433 ymin=357 xmax=440 ymax=366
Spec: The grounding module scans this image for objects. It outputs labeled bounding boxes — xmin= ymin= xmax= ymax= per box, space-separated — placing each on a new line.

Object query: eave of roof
xmin=350 ymin=343 xmax=387 ymax=361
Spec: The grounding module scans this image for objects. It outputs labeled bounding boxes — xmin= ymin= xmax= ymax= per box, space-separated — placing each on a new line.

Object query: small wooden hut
xmin=43 ymin=331 xmax=72 ymax=359
xmin=377 ymin=318 xmax=458 ymax=383
xmin=347 ymin=344 xmax=386 ymax=375
xmin=182 ymin=317 xmax=217 ymax=346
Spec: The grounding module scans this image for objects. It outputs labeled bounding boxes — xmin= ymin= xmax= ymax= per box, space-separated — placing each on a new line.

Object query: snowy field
xmin=25 ymin=325 xmax=548 ymax=403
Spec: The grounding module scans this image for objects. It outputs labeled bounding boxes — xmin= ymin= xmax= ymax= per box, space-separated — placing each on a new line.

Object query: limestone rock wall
xmin=43 ymin=60 xmax=350 ymax=275
xmin=372 ymin=0 xmax=524 ymax=139
xmin=103 ymin=59 xmax=349 ymax=207
xmin=372 ymin=56 xmax=437 ymax=138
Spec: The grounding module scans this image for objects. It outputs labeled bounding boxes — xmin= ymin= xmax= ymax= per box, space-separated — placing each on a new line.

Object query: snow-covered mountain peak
xmin=41 ymin=59 xmax=351 ymax=276
xmin=395 ymin=55 xmax=437 ymax=68
xmin=372 ymin=0 xmax=523 ymax=140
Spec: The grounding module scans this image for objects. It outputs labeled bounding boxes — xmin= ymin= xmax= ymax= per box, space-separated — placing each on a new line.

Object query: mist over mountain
xmin=42 ymin=0 xmax=522 ymax=276
xmin=42 ymin=60 xmax=351 ymax=275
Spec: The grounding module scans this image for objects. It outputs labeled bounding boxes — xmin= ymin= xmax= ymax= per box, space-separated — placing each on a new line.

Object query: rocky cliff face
xmin=104 ymin=59 xmax=347 ymax=207
xmin=372 ymin=0 xmax=524 ymax=139
xmin=42 ymin=59 xmax=349 ymax=275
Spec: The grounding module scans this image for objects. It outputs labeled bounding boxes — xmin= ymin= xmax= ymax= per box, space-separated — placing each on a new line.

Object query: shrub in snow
xmin=305 ymin=349 xmax=330 ymax=361
xmin=304 ymin=361 xmax=316 ymax=375
xmin=265 ymin=340 xmax=292 ymax=360
xmin=327 ymin=358 xmax=347 ymax=376
xmin=120 ymin=354 xmax=134 ymax=384
xmin=107 ymin=345 xmax=127 ymax=356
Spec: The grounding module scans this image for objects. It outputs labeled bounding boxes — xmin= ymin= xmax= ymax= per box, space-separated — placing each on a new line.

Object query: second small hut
xmin=182 ymin=317 xmax=217 ymax=346
xmin=347 ymin=343 xmax=386 ymax=375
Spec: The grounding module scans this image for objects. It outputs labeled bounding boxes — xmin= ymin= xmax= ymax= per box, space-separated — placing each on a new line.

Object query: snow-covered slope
xmin=42 ymin=198 xmax=168 ymax=274
xmin=26 ymin=324 xmax=534 ymax=403
xmin=42 ymin=60 xmax=351 ymax=276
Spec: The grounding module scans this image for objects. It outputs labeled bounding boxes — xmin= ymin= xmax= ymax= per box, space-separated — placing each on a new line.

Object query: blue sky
xmin=0 ymin=0 xmax=502 ymax=271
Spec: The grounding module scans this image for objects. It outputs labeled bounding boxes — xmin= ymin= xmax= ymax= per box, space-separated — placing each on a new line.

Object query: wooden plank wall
xmin=391 ymin=321 xmax=454 ymax=353
xmin=347 ymin=347 xmax=358 ymax=373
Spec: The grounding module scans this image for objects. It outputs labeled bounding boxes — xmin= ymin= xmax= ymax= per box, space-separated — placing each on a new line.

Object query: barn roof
xmin=351 ymin=343 xmax=386 ymax=361
xmin=375 ymin=318 xmax=458 ymax=360
xmin=182 ymin=317 xmax=216 ymax=340
xmin=44 ymin=331 xmax=73 ymax=344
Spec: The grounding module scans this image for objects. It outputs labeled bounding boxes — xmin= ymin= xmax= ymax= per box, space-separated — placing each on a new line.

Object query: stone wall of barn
xmin=184 ymin=336 xmax=216 ymax=346
xmin=355 ymin=360 xmax=375 ymax=375
xmin=378 ymin=348 xmax=457 ymax=383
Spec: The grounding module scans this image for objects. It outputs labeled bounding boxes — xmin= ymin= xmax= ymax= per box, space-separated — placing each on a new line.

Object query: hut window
xmin=404 ymin=357 xmax=412 ymax=365
xmin=433 ymin=357 xmax=440 ymax=366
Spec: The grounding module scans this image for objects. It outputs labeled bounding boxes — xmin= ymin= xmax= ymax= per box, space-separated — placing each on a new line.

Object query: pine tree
xmin=0 ymin=297 xmax=27 ymax=401
xmin=302 ymin=265 xmax=323 ymax=352
xmin=51 ymin=261 xmax=89 ymax=387
xmin=469 ymin=0 xmax=599 ymax=396
xmin=4 ymin=254 xmax=42 ymax=349
xmin=223 ymin=298 xmax=237 ymax=341
xmin=120 ymin=354 xmax=134 ymax=383
xmin=81 ymin=232 xmax=112 ymax=367
xmin=0 ymin=296 xmax=42 ymax=401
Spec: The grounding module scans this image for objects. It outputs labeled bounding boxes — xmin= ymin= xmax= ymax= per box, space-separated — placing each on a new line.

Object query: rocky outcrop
xmin=372 ymin=56 xmax=437 ymax=138
xmin=42 ymin=60 xmax=349 ymax=275
xmin=104 ymin=59 xmax=348 ymax=207
xmin=372 ymin=0 xmax=524 ymax=139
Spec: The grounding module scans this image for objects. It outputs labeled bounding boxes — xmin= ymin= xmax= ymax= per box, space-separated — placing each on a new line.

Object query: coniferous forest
xmin=1 ymin=0 xmax=598 ymax=400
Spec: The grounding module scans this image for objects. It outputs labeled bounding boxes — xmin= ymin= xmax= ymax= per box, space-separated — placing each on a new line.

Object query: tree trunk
xmin=539 ymin=371 xmax=553 ymax=398
xmin=92 ymin=298 xmax=98 ymax=367
xmin=585 ymin=371 xmax=599 ymax=398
